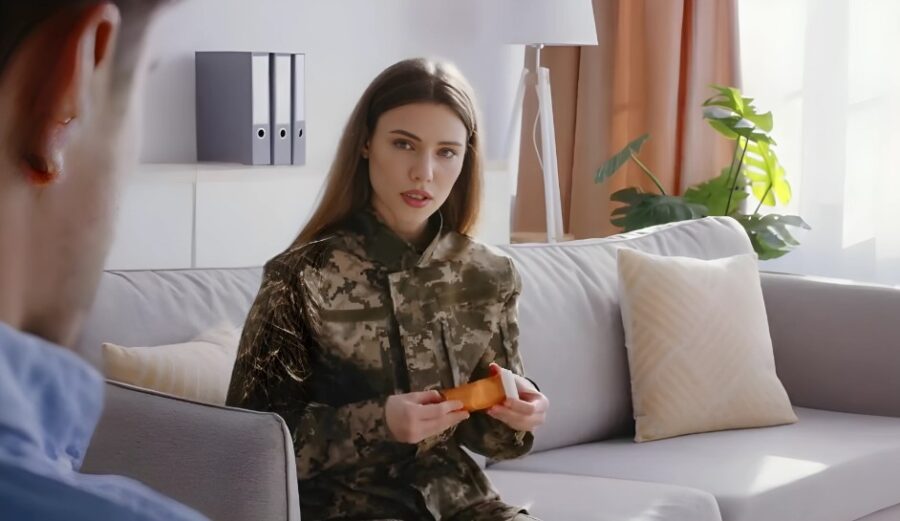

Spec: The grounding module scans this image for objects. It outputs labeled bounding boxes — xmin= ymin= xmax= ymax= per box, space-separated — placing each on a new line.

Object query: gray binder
xmin=195 ymin=51 xmax=271 ymax=165
xmin=291 ymin=53 xmax=306 ymax=165
xmin=270 ymin=53 xmax=292 ymax=165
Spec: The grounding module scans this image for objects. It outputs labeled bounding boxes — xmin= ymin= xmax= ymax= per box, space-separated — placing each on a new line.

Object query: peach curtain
xmin=512 ymin=0 xmax=741 ymax=239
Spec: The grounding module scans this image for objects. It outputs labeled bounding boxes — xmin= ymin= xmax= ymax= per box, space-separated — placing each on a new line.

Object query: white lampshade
xmin=496 ymin=0 xmax=598 ymax=46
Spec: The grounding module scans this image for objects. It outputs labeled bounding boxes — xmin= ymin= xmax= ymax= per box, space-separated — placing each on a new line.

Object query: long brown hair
xmin=292 ymin=58 xmax=483 ymax=247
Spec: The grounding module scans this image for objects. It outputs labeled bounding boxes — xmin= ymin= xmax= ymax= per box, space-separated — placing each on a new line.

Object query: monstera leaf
xmin=595 ymin=134 xmax=650 ymax=183
xmin=703 ymin=85 xmax=775 ymax=144
xmin=592 ymin=85 xmax=810 ymax=261
xmin=610 ymin=188 xmax=708 ymax=231
xmin=683 ymin=168 xmax=749 ymax=216
xmin=735 ymin=213 xmax=810 ymax=260
xmin=743 ymin=140 xmax=792 ymax=207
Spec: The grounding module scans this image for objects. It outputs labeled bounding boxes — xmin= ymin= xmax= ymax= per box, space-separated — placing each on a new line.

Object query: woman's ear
xmin=9 ymin=3 xmax=121 ymax=185
xmin=361 ymin=141 xmax=370 ymax=159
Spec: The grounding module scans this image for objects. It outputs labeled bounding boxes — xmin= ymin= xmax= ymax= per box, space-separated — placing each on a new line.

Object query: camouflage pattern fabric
xmin=226 ymin=210 xmax=539 ymax=521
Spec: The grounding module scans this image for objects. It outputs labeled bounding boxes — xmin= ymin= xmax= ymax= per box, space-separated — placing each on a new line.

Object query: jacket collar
xmin=347 ymin=209 xmax=450 ymax=271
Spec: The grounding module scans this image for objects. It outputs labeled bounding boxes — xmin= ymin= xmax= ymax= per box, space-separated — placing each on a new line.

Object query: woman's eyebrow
xmin=390 ymin=129 xmax=463 ymax=147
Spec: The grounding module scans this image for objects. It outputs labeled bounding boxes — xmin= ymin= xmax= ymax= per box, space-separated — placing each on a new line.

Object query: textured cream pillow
xmin=102 ymin=323 xmax=242 ymax=405
xmin=617 ymin=248 xmax=797 ymax=442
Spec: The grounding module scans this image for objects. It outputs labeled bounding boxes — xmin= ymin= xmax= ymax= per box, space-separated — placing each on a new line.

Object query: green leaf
xmin=768 ymin=214 xmax=810 ymax=229
xmin=609 ymin=189 xmax=708 ymax=231
xmin=596 ymin=84 xmax=808 ymax=259
xmin=743 ymin=141 xmax=791 ymax=207
xmin=702 ymin=84 xmax=775 ymax=144
xmin=610 ymin=187 xmax=650 ymax=204
xmin=744 ymin=111 xmax=773 ymax=132
xmin=595 ymin=134 xmax=650 ymax=183
xmin=735 ymin=213 xmax=811 ymax=260
xmin=703 ymin=85 xmax=745 ymax=113
xmin=771 ymin=165 xmax=792 ymax=202
xmin=683 ymin=167 xmax=749 ymax=216
xmin=707 ymin=119 xmax=739 ymax=139
xmin=732 ymin=124 xmax=776 ymax=144
xmin=743 ymin=156 xmax=768 ymax=171
xmin=757 ymin=188 xmax=777 ymax=207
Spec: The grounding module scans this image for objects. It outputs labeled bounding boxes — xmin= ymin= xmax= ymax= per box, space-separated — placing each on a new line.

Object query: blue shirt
xmin=0 ymin=322 xmax=208 ymax=521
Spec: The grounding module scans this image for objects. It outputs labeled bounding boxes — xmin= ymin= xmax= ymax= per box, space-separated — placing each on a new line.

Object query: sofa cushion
xmin=489 ymin=407 xmax=900 ymax=521
xmin=75 ymin=268 xmax=263 ymax=366
xmin=486 ymin=470 xmax=722 ymax=521
xmin=497 ymin=216 xmax=754 ymax=452
xmin=617 ymin=250 xmax=797 ymax=442
xmin=102 ymin=323 xmax=242 ymax=405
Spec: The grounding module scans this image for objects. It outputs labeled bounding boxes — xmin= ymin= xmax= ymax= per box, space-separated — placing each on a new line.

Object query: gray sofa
xmin=78 ymin=216 xmax=900 ymax=521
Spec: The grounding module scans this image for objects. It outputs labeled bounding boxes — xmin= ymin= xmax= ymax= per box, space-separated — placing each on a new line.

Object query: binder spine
xmin=250 ymin=52 xmax=271 ymax=165
xmin=291 ymin=53 xmax=306 ymax=165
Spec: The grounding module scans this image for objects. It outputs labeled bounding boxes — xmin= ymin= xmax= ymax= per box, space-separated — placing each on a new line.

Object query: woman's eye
xmin=439 ymin=148 xmax=458 ymax=159
xmin=393 ymin=140 xmax=413 ymax=150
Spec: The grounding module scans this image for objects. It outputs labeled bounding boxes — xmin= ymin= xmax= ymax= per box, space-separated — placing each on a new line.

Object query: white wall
xmin=108 ymin=0 xmax=523 ymax=270
xmin=106 ymin=163 xmax=511 ymax=269
xmin=141 ymin=0 xmax=524 ymax=165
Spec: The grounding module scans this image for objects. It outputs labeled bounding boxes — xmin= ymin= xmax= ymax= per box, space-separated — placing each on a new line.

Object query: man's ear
xmin=11 ymin=3 xmax=121 ymax=185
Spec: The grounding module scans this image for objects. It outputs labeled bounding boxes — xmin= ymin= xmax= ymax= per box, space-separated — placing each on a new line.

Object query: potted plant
xmin=594 ymin=85 xmax=809 ymax=259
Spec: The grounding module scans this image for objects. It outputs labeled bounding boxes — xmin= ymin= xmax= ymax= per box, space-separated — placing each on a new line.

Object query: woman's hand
xmin=485 ymin=363 xmax=549 ymax=432
xmin=385 ymin=390 xmax=469 ymax=444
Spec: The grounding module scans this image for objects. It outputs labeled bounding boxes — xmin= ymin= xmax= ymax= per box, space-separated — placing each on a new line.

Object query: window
xmin=740 ymin=0 xmax=900 ymax=285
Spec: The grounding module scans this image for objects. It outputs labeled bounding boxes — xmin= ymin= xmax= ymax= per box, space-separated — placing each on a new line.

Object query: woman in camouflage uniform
xmin=226 ymin=58 xmax=549 ymax=521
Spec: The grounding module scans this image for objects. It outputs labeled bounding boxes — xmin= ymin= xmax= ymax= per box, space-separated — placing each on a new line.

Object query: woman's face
xmin=364 ymin=102 xmax=468 ymax=245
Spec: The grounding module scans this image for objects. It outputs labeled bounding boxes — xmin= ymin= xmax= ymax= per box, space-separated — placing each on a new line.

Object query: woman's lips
xmin=401 ymin=190 xmax=432 ymax=208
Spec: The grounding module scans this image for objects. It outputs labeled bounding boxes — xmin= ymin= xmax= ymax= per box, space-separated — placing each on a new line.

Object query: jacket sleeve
xmin=454 ymin=260 xmax=535 ymax=461
xmin=225 ymin=258 xmax=393 ymax=480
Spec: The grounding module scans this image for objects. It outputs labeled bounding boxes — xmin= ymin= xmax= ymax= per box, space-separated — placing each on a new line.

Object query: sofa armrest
xmin=761 ymin=271 xmax=900 ymax=418
xmin=82 ymin=381 xmax=300 ymax=521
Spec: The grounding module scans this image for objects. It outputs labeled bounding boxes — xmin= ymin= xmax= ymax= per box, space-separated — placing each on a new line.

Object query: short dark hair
xmin=0 ymin=1 xmax=167 ymax=84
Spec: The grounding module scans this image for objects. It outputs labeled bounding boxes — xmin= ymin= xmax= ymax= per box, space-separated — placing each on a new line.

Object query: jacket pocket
xmin=440 ymin=309 xmax=495 ymax=387
xmin=316 ymin=305 xmax=390 ymax=370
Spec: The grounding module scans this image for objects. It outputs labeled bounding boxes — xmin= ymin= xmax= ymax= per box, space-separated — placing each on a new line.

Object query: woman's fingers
xmin=514 ymin=374 xmax=539 ymax=394
xmin=388 ymin=390 xmax=475 ymax=443
xmin=502 ymin=398 xmax=537 ymax=416
xmin=487 ymin=406 xmax=529 ymax=430
xmin=487 ymin=394 xmax=549 ymax=431
xmin=420 ymin=409 xmax=470 ymax=439
xmin=393 ymin=385 xmax=552 ymax=442
xmin=408 ymin=390 xmax=445 ymax=404
xmin=417 ymin=399 xmax=464 ymax=420
xmin=489 ymin=408 xmax=545 ymax=431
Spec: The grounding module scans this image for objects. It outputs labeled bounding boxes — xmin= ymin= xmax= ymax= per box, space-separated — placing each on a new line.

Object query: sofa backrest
xmin=496 ymin=216 xmax=754 ymax=452
xmin=77 ymin=217 xmax=753 ymax=456
xmin=75 ymin=267 xmax=263 ymax=360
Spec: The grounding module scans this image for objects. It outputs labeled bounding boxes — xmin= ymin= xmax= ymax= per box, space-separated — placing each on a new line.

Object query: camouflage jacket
xmin=226 ymin=210 xmax=534 ymax=520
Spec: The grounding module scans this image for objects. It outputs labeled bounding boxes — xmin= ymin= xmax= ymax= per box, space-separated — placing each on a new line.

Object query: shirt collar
xmin=0 ymin=322 xmax=104 ymax=470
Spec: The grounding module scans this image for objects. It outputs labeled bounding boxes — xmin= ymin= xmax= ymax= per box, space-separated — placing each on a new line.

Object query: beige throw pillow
xmin=617 ymin=248 xmax=797 ymax=442
xmin=102 ymin=323 xmax=242 ymax=405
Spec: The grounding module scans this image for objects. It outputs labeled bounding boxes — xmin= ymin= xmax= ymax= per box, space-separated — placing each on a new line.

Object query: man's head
xmin=0 ymin=1 xmax=169 ymax=355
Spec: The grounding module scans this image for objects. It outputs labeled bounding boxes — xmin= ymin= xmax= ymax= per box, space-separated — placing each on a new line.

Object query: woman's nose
xmin=410 ymin=153 xmax=435 ymax=183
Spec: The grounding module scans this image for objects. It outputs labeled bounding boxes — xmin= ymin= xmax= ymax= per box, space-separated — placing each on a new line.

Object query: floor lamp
xmin=501 ymin=0 xmax=598 ymax=243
